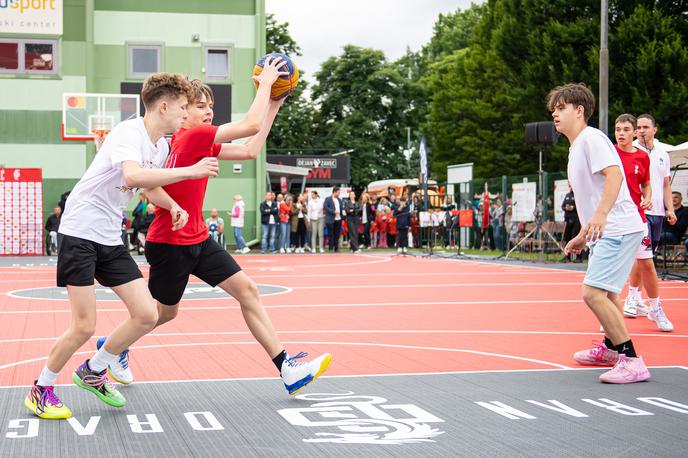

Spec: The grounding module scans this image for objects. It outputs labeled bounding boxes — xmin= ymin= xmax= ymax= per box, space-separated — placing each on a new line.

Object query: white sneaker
xmin=403 ymin=247 xmax=408 ymax=253
xmin=286 ymin=248 xmax=292 ymax=253
xmin=648 ymin=303 xmax=674 ymax=332
xmin=319 ymin=248 xmax=325 ymax=253
xmin=636 ymin=300 xmax=649 ymax=317
xmin=280 ymin=352 xmax=332 ymax=395
xmin=235 ymin=249 xmax=241 ymax=253
xmin=96 ymin=337 xmax=133 ymax=384
xmin=623 ymin=296 xmax=639 ymax=318
xmin=279 ymin=248 xmax=285 ymax=254
xmin=241 ymin=246 xmax=250 ymax=254
xmin=397 ymin=247 xmax=403 ymax=253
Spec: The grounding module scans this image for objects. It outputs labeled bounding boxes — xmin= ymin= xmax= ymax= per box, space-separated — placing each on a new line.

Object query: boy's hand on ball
xmin=253 ymin=55 xmax=289 ymax=86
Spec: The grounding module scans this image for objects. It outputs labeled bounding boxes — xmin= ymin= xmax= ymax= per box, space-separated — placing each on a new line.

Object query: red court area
xmin=0 ymin=254 xmax=687 ymax=387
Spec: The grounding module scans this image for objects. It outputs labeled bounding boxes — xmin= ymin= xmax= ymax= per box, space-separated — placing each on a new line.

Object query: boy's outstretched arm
xmin=217 ymin=98 xmax=284 ymax=161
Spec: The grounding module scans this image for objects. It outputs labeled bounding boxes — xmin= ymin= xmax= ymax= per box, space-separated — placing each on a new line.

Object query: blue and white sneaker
xmin=280 ymin=352 xmax=332 ymax=395
xmin=96 ymin=337 xmax=133 ymax=385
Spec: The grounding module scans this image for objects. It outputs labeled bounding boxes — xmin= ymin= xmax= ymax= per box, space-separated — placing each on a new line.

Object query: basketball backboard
xmin=62 ymin=93 xmax=140 ymax=141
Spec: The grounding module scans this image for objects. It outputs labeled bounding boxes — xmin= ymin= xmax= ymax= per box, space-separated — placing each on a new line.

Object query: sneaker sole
xmin=107 ymin=367 xmax=133 ymax=385
xmin=289 ymin=354 xmax=333 ymax=396
xmin=23 ymin=397 xmax=72 ymax=419
xmin=600 ymin=373 xmax=651 ymax=384
xmin=623 ymin=310 xmax=637 ymax=318
xmin=72 ymin=372 xmax=126 ymax=407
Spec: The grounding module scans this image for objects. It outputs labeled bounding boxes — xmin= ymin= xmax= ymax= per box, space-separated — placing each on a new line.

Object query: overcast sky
xmin=265 ymin=0 xmax=480 ymax=84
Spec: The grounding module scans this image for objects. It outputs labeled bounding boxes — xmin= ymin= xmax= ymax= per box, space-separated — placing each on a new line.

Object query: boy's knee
xmin=582 ymin=285 xmax=605 ymax=305
xmin=135 ymin=310 xmax=159 ymax=330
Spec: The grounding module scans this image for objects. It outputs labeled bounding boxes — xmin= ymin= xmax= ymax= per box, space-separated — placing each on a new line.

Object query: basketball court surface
xmin=0 ymin=253 xmax=686 ymax=457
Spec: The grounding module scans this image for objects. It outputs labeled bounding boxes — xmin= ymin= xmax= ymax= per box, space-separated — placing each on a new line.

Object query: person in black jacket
xmin=134 ymin=204 xmax=156 ymax=254
xmin=44 ymin=206 xmax=61 ymax=255
xmin=561 ymin=185 xmax=581 ymax=260
xmin=259 ymin=192 xmax=279 ymax=253
xmin=661 ymin=191 xmax=688 ymax=245
xmin=342 ymin=190 xmax=361 ymax=252
xmin=394 ymin=196 xmax=411 ymax=254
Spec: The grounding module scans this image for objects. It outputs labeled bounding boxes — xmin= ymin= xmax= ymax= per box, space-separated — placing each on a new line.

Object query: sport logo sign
xmin=278 ymin=391 xmax=444 ymax=445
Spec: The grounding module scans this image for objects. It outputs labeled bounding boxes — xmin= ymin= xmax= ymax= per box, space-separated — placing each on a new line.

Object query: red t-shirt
xmin=146 ymin=125 xmax=222 ymax=245
xmin=615 ymin=144 xmax=650 ymax=223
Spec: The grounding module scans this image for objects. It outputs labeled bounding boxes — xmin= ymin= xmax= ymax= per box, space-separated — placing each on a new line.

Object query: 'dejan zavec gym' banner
xmin=0 ymin=0 xmax=62 ymax=35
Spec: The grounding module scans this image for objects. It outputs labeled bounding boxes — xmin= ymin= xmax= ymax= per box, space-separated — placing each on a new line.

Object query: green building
xmin=0 ymin=0 xmax=267 ymax=248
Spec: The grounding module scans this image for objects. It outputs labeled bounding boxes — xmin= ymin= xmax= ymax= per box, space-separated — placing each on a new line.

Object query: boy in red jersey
xmin=614 ymin=114 xmax=673 ymax=331
xmin=99 ymin=58 xmax=332 ymax=394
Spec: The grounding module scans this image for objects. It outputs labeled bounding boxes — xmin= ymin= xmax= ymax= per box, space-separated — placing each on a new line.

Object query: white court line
xmin=290 ymin=282 xmax=583 ymax=289
xmin=1 ymin=328 xmax=686 ymax=345
xmin=1 ymin=365 xmax=685 ymax=390
xmin=0 ymin=340 xmax=571 ymax=372
xmin=1 ymin=297 xmax=688 ymax=314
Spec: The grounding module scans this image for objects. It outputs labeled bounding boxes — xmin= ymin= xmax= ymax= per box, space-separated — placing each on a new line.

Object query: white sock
xmin=649 ymin=297 xmax=660 ymax=310
xmin=627 ymin=286 xmax=640 ymax=300
xmin=37 ymin=366 xmax=59 ymax=387
xmin=88 ymin=347 xmax=119 ymax=373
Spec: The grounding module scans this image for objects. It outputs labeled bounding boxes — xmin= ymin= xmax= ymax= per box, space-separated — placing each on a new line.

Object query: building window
xmin=204 ymin=46 xmax=231 ymax=80
xmin=128 ymin=44 xmax=162 ymax=78
xmin=0 ymin=39 xmax=57 ymax=75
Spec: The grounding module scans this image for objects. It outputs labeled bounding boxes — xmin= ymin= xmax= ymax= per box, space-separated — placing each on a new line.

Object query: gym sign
xmin=0 ymin=0 xmax=62 ymax=35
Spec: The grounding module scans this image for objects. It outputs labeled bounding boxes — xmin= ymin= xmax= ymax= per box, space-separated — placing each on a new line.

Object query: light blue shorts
xmin=584 ymin=231 xmax=644 ymax=293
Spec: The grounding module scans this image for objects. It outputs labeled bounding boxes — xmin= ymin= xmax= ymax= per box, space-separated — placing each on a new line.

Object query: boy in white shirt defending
xmin=548 ymin=83 xmax=649 ymax=384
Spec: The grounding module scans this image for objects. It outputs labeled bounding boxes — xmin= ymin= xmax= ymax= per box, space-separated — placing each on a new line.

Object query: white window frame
xmin=0 ymin=38 xmax=58 ymax=75
xmin=127 ymin=43 xmax=163 ymax=79
xmin=203 ymin=44 xmax=233 ymax=82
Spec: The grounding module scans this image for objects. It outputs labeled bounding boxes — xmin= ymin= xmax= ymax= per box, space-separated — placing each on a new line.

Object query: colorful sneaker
xmin=599 ymin=355 xmax=651 ymax=384
xmin=648 ymin=304 xmax=674 ymax=332
xmin=24 ymin=381 xmax=72 ymax=419
xmin=72 ymin=360 xmax=126 ymax=407
xmin=281 ymin=352 xmax=332 ymax=395
xmin=573 ymin=340 xmax=619 ymax=366
xmin=96 ymin=337 xmax=133 ymax=384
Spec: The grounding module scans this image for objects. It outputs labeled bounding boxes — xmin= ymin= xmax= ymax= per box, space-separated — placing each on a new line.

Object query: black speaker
xmin=524 ymin=121 xmax=560 ymax=145
xmin=525 ymin=122 xmax=539 ymax=144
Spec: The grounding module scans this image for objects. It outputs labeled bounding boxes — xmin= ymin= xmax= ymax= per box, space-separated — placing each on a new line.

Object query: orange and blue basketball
xmin=252 ymin=52 xmax=299 ymax=100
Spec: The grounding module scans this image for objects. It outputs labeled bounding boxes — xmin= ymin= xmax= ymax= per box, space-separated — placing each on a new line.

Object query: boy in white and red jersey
xmin=99 ymin=58 xmax=332 ymax=395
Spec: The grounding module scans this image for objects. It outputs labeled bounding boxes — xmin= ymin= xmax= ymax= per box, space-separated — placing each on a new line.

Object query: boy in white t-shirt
xmin=547 ymin=83 xmax=649 ymax=384
xmin=623 ymin=114 xmax=675 ymax=331
xmin=24 ymin=73 xmax=220 ymax=419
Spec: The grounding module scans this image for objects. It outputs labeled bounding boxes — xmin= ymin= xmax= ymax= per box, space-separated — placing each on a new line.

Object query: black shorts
xmin=56 ymin=234 xmax=143 ymax=287
xmin=145 ymin=237 xmax=242 ymax=306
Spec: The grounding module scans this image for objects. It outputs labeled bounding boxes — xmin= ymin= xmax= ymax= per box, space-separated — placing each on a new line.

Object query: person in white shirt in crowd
xmin=230 ymin=194 xmax=250 ymax=254
xmin=308 ymin=190 xmax=325 ymax=253
xmin=624 ymin=114 xmax=675 ymax=331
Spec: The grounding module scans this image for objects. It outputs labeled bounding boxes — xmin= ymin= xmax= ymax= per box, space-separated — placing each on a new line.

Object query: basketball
xmin=252 ymin=52 xmax=299 ymax=100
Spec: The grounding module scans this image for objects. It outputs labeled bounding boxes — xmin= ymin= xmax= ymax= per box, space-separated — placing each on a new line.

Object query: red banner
xmin=1 ymin=168 xmax=43 ymax=256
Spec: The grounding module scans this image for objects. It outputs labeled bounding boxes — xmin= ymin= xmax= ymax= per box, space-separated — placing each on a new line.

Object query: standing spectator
xmin=473 ymin=202 xmax=483 ymax=249
xmin=441 ymin=196 xmax=456 ymax=248
xmin=292 ymin=193 xmax=308 ymax=253
xmin=394 ymin=196 xmax=411 ymax=254
xmin=274 ymin=193 xmax=284 ymax=249
xmin=561 ymin=184 xmax=581 ymax=260
xmin=131 ymin=192 xmax=148 ymax=249
xmin=45 ymin=206 xmax=61 ymax=255
xmin=661 ymin=192 xmax=688 ymax=245
xmin=279 ymin=194 xmax=293 ymax=253
xmin=260 ymin=191 xmax=278 ymax=253
xmin=206 ymin=208 xmax=224 ymax=246
xmin=343 ymin=191 xmax=361 ymax=253
xmin=324 ymin=187 xmax=343 ymax=252
xmin=308 ymin=190 xmax=325 ymax=253
xmin=376 ymin=197 xmax=391 ymax=248
xmin=491 ymin=198 xmax=505 ymax=251
xmin=230 ymin=194 xmax=250 ymax=254
xmin=58 ymin=190 xmax=70 ymax=214
xmin=360 ymin=193 xmax=374 ymax=249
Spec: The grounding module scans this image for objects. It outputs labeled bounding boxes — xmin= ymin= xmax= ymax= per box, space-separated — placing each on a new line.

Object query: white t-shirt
xmin=307 ymin=198 xmax=324 ymax=220
xmin=205 ymin=216 xmax=224 ymax=231
xmin=231 ymin=201 xmax=244 ymax=228
xmin=567 ymin=127 xmax=643 ymax=237
xmin=59 ymin=118 xmax=169 ymax=245
xmin=333 ymin=197 xmax=341 ymax=221
xmin=632 ymin=139 xmax=671 ymax=217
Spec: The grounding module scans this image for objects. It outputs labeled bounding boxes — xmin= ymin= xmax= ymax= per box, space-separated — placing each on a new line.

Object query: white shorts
xmin=636 ymin=225 xmax=653 ymax=260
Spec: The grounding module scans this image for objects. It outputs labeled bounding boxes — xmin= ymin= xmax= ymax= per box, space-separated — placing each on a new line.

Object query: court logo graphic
xmin=277 ymin=391 xmax=444 ymax=445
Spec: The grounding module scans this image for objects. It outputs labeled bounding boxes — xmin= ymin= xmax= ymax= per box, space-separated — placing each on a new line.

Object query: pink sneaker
xmin=599 ymin=355 xmax=651 ymax=384
xmin=573 ymin=340 xmax=619 ymax=366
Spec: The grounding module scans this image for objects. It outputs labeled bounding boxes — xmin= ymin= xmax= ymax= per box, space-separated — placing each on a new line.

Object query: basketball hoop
xmin=92 ymin=129 xmax=110 ymax=151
